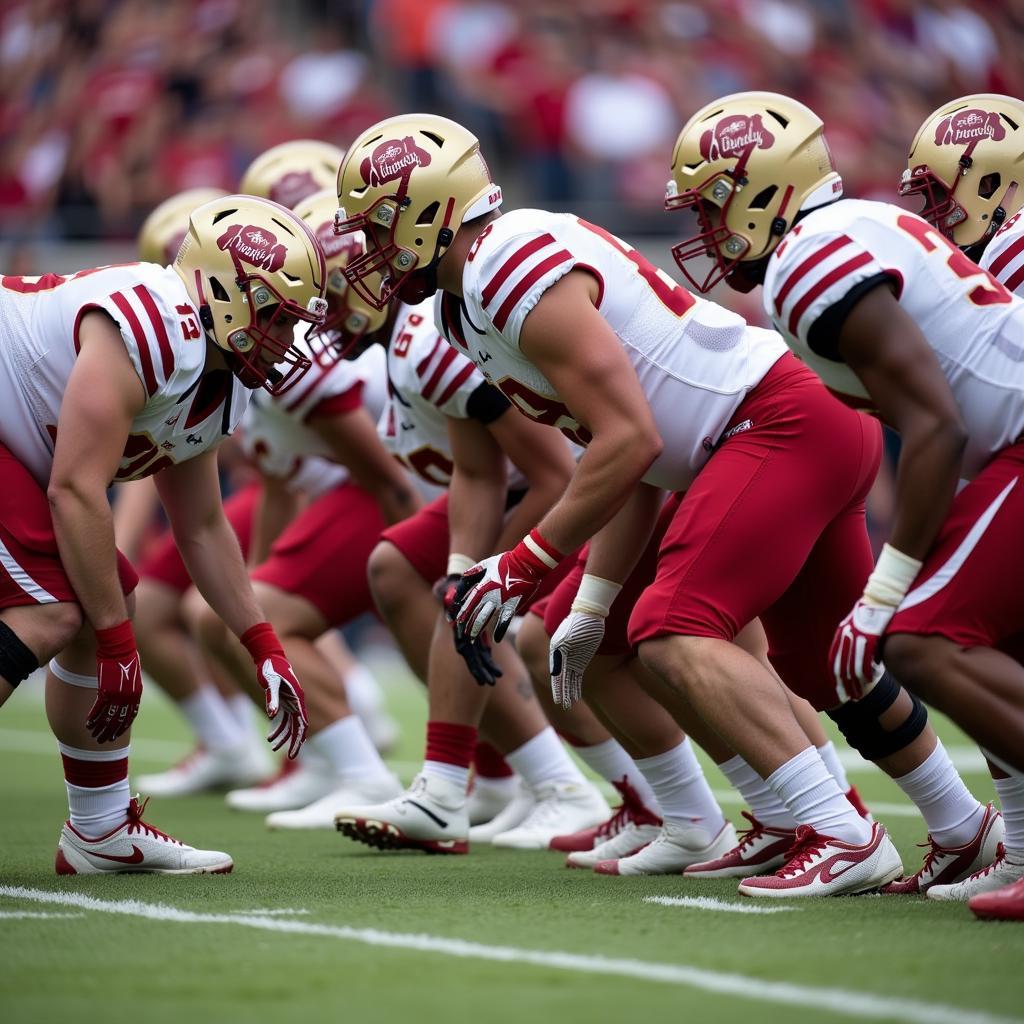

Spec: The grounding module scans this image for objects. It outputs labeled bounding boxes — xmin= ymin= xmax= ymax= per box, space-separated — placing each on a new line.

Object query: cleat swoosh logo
xmin=818 ymin=855 xmax=863 ymax=884
xmin=91 ymin=845 xmax=145 ymax=865
xmin=405 ymin=800 xmax=448 ymax=829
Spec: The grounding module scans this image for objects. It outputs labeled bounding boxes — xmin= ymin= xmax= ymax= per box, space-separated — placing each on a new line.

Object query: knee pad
xmin=827 ymin=670 xmax=928 ymax=761
xmin=0 ymin=621 xmax=39 ymax=687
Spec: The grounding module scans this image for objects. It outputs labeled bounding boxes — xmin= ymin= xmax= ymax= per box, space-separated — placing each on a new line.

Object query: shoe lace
xmin=125 ymin=797 xmax=182 ymax=845
xmin=966 ymin=842 xmax=1006 ymax=882
xmin=776 ymin=825 xmax=828 ymax=877
xmin=735 ymin=811 xmax=768 ymax=852
xmin=595 ymin=777 xmax=658 ymax=841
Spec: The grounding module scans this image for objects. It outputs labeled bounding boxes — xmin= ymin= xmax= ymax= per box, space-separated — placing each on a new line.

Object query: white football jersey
xmin=763 ymin=198 xmax=1024 ymax=479
xmin=0 ymin=264 xmax=249 ymax=486
xmin=439 ymin=209 xmax=786 ymax=491
xmin=980 ymin=210 xmax=1024 ymax=296
xmin=380 ymin=300 xmax=488 ymax=487
xmin=242 ymin=339 xmax=387 ymax=494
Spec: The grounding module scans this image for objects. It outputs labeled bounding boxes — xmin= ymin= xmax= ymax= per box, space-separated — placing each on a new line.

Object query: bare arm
xmin=308 ymin=406 xmax=421 ymax=526
xmin=837 ymin=284 xmax=967 ymax=561
xmin=583 ymin=481 xmax=665 ymax=585
xmin=249 ymin=473 xmax=302 ymax=567
xmin=111 ymin=477 xmax=160 ymax=563
xmin=446 ymin=414 xmax=508 ymax=561
xmin=48 ymin=311 xmax=146 ymax=630
xmin=518 ymin=270 xmax=663 ymax=554
xmin=155 ymin=449 xmax=265 ymax=637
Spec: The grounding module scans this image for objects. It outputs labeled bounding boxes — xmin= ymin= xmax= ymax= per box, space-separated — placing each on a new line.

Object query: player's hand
xmin=239 ymin=622 xmax=309 ymax=758
xmin=829 ymin=599 xmax=894 ymax=703
xmin=88 ymin=620 xmax=143 ymax=743
xmin=549 ymin=610 xmax=605 ymax=709
xmin=436 ymin=573 xmax=503 ymax=686
xmin=453 ymin=530 xmax=563 ymax=642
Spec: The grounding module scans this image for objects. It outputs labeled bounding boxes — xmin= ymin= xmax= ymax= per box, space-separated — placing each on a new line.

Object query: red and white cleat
xmin=928 ymin=843 xmax=1024 ymax=902
xmin=55 ymin=798 xmax=233 ymax=875
xmin=969 ymin=875 xmax=1024 ymax=921
xmin=226 ymin=759 xmax=336 ymax=813
xmin=593 ymin=820 xmax=737 ymax=876
xmin=136 ymin=741 xmax=273 ymax=798
xmin=684 ymin=811 xmax=796 ymax=879
xmin=566 ymin=821 xmax=661 ymax=869
xmin=882 ymin=803 xmax=1004 ymax=895
xmin=550 ymin=776 xmax=660 ymax=854
xmin=738 ymin=823 xmax=902 ymax=898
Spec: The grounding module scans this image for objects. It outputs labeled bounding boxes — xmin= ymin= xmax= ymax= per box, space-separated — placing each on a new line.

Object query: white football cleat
xmin=265 ymin=775 xmax=403 ymax=830
xmin=468 ymin=781 xmax=535 ymax=844
xmin=684 ymin=811 xmax=797 ymax=879
xmin=136 ymin=741 xmax=273 ymax=798
xmin=594 ymin=820 xmax=737 ymax=876
xmin=55 ymin=797 xmax=233 ymax=875
xmin=927 ymin=843 xmax=1024 ymax=901
xmin=226 ymin=761 xmax=338 ymax=812
xmin=738 ymin=823 xmax=903 ymax=898
xmin=567 ymin=820 xmax=662 ymax=869
xmin=335 ymin=773 xmax=469 ymax=854
xmin=490 ymin=781 xmax=610 ymax=850
xmin=467 ymin=775 xmax=519 ymax=826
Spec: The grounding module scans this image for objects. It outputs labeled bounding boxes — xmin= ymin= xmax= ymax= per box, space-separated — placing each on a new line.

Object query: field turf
xmin=3 ymin=659 xmax=1022 ymax=1024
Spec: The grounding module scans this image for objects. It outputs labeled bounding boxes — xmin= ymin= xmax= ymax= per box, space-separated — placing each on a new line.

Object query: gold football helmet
xmin=901 ymin=94 xmax=1024 ymax=249
xmin=173 ymin=194 xmax=328 ymax=394
xmin=239 ymin=140 xmax=345 ymax=210
xmin=335 ymin=113 xmax=503 ymax=309
xmin=666 ymin=91 xmax=842 ymax=292
xmin=294 ymin=188 xmax=388 ymax=362
xmin=137 ymin=188 xmax=228 ymax=264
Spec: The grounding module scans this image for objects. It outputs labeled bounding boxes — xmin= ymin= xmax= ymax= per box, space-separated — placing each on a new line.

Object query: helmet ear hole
xmin=978 ymin=172 xmax=1001 ymax=199
xmin=210 ymin=276 xmax=230 ymax=302
xmin=748 ymin=185 xmax=777 ymax=210
xmin=416 ymin=201 xmax=440 ymax=226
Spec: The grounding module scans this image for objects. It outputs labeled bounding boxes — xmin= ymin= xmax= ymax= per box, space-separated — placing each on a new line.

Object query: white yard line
xmin=233 ymin=908 xmax=310 ymax=916
xmin=642 ymin=895 xmax=798 ymax=915
xmin=1 ymin=886 xmax=1016 ymax=1024
xmin=0 ymin=910 xmax=84 ymax=920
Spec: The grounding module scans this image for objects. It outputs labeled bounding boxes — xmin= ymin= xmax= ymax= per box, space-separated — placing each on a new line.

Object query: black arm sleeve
xmin=465 ymin=381 xmax=511 ymax=424
xmin=807 ymin=272 xmax=898 ymax=361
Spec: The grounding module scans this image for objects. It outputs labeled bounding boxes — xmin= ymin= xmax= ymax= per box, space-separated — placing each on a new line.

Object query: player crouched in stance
xmin=667 ymin=91 xmax=1020 ymax=911
xmin=0 ymin=193 xmax=323 ymax=874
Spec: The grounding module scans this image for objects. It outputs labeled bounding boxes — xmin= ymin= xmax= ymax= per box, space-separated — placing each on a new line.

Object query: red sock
xmin=425 ymin=721 xmax=477 ymax=769
xmin=473 ymin=741 xmax=514 ymax=779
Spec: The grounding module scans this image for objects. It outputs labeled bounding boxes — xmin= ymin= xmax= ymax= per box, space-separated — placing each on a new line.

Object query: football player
xmin=666 ymin=90 xmax=1018 ymax=904
xmin=0 ymin=193 xmax=323 ymax=873
xmin=335 ymin=113 xmax=992 ymax=897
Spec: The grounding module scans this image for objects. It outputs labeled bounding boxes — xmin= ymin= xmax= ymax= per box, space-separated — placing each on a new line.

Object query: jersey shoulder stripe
xmin=787 ymin=249 xmax=874 ymax=336
xmin=481 ymin=233 xmax=556 ymax=308
xmin=423 ymin=346 xmax=458 ymax=401
xmin=492 ymin=248 xmax=573 ymax=331
xmin=773 ymin=234 xmax=854 ymax=316
xmin=416 ymin=335 xmax=446 ymax=378
xmin=436 ymin=361 xmax=477 ymax=408
xmin=132 ymin=284 xmax=174 ymax=379
xmin=110 ymin=290 xmax=159 ymax=396
xmin=987 ymin=232 xmax=1024 ymax=279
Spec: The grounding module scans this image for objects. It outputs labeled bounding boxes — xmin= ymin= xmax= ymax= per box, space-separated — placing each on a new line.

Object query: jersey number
xmin=496 ymin=377 xmax=592 ymax=447
xmin=393 ymin=312 xmax=424 ymax=357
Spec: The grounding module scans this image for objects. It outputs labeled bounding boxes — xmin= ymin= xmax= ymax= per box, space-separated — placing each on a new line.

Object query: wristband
xmin=447 ymin=553 xmax=477 ymax=575
xmin=520 ymin=528 xmax=564 ymax=570
xmin=94 ymin=619 xmax=136 ymax=658
xmin=863 ymin=543 xmax=923 ymax=608
xmin=570 ymin=574 xmax=622 ymax=618
xmin=239 ymin=621 xmax=283 ymax=662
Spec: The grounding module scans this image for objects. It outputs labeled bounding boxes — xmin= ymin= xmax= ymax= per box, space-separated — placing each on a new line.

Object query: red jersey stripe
xmin=481 ymin=234 xmax=556 ymax=308
xmin=416 ymin=335 xmax=445 ymax=378
xmin=774 ymin=235 xmax=853 ymax=316
xmin=1003 ymin=262 xmax=1024 ymax=295
xmin=423 ymin=346 xmax=458 ymax=401
xmin=435 ymin=361 xmax=476 ymax=408
xmin=305 ymin=381 xmax=364 ymax=422
xmin=133 ymin=285 xmax=174 ymax=381
xmin=988 ymin=234 xmax=1024 ymax=280
xmin=279 ymin=362 xmax=328 ymax=412
xmin=493 ymin=250 xmax=573 ymax=331
xmin=787 ymin=251 xmax=874 ymax=336
xmin=111 ymin=291 xmax=158 ymax=396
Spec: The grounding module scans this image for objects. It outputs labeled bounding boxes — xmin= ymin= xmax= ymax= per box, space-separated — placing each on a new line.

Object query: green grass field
xmin=3 ymin=659 xmax=1022 ymax=1024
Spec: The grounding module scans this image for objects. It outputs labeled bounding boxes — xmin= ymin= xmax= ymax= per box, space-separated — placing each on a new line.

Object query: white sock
xmin=506 ymin=727 xmax=587 ymax=789
xmin=635 ymin=739 xmax=725 ymax=835
xmin=307 ymin=716 xmax=393 ymax=784
xmin=422 ymin=760 xmax=470 ymax=790
xmin=817 ymin=741 xmax=851 ymax=792
xmin=60 ymin=742 xmax=131 ymax=838
xmin=227 ymin=693 xmax=258 ymax=734
xmin=180 ymin=687 xmax=246 ymax=752
xmin=994 ymin=771 xmax=1024 ymax=861
xmin=718 ymin=754 xmax=797 ymax=828
xmin=768 ymin=747 xmax=871 ymax=844
xmin=573 ymin=738 xmax=660 ymax=814
xmin=344 ymin=663 xmax=385 ymax=720
xmin=894 ymin=739 xmax=985 ymax=847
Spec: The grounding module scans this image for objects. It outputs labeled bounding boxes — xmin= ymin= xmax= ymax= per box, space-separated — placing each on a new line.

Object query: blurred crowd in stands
xmin=2 ymin=0 xmax=1020 ymax=243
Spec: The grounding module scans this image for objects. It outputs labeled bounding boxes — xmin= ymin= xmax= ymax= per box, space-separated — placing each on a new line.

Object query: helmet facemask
xmin=313 ymin=263 xmax=388 ymax=364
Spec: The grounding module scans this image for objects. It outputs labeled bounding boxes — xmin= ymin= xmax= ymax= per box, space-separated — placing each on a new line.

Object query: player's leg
xmin=0 ymin=602 xmax=80 ymax=707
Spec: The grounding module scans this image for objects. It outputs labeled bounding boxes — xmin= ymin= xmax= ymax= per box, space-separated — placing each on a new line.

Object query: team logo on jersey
xmin=316 ymin=219 xmax=363 ymax=261
xmin=360 ymin=137 xmax=431 ymax=190
xmin=216 ymin=224 xmax=288 ymax=272
xmin=270 ymin=171 xmax=321 ymax=211
xmin=701 ymin=115 xmax=776 ymax=162
xmin=934 ymin=109 xmax=1006 ymax=147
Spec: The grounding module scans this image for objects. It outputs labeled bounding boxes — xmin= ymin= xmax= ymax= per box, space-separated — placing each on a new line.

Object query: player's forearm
xmin=583 ymin=482 xmax=664 ymax=585
xmin=370 ymin=473 xmax=422 ymax=526
xmin=174 ymin=512 xmax=264 ymax=638
xmin=495 ymin=475 xmax=566 ymax=553
xmin=448 ymin=466 xmax=506 ymax=561
xmin=249 ymin=478 xmax=301 ymax=567
xmin=111 ymin=477 xmax=159 ymax=563
xmin=48 ymin=484 xmax=129 ymax=630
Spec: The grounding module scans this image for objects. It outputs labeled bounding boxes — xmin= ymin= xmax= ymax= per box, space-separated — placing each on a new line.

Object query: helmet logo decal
xmin=700 ymin=114 xmax=776 ymax=161
xmin=270 ymin=171 xmax=320 ymax=210
xmin=360 ymin=136 xmax=432 ymax=190
xmin=315 ymin=220 xmax=362 ymax=260
xmin=216 ymin=223 xmax=289 ymax=272
xmin=935 ymin=109 xmax=1006 ymax=147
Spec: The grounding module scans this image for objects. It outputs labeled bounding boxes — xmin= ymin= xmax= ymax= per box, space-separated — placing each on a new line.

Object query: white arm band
xmin=447 ymin=552 xmax=477 ymax=576
xmin=863 ymin=543 xmax=923 ymax=607
xmin=570 ymin=574 xmax=623 ymax=618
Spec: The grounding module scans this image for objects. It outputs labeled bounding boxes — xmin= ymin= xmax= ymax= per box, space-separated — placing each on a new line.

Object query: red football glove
xmin=87 ymin=620 xmax=143 ymax=743
xmin=240 ymin=622 xmax=309 ymax=759
xmin=829 ymin=599 xmax=893 ymax=703
xmin=454 ymin=529 xmax=563 ymax=642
